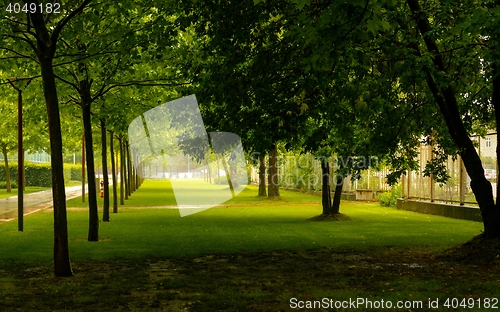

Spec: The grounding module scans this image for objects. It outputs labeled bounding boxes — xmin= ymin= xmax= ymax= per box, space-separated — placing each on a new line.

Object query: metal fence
xmin=250 ymin=133 xmax=497 ymax=204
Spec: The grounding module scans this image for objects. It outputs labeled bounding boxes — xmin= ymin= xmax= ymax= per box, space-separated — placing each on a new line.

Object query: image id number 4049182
xmin=6 ymin=2 xmax=61 ymax=14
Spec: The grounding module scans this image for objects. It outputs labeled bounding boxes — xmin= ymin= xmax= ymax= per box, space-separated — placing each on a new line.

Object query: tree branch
xmin=51 ymin=0 xmax=92 ymax=45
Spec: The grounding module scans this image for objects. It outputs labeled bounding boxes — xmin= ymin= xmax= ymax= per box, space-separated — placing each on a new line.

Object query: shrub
xmin=66 ymin=164 xmax=83 ymax=182
xmin=1 ymin=162 xmax=83 ymax=187
xmin=0 ymin=181 xmax=18 ymax=189
xmin=24 ymin=162 xmax=52 ymax=187
xmin=378 ymin=184 xmax=402 ymax=207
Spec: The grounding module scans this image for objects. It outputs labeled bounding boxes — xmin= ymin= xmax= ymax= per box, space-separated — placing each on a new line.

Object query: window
xmin=485 ymin=137 xmax=492 ymax=148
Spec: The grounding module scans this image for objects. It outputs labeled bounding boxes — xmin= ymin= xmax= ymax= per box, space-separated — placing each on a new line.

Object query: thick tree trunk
xmin=331 ymin=175 xmax=343 ymax=215
xmin=32 ymin=30 xmax=73 ymax=276
xmin=267 ymin=147 xmax=280 ymax=198
xmin=101 ymin=119 xmax=110 ymax=222
xmin=81 ymin=84 xmax=98 ymax=242
xmin=110 ymin=132 xmax=118 ymax=213
xmin=258 ymin=155 xmax=267 ymax=196
xmin=408 ymin=0 xmax=500 ymax=238
xmin=321 ymin=158 xmax=332 ymax=214
xmin=2 ymin=144 xmax=11 ymax=193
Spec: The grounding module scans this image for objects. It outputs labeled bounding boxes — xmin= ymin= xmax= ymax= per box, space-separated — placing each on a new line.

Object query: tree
xmin=178 ymin=0 xmax=318 ymax=198
xmin=0 ymin=92 xmax=17 ymax=193
xmin=0 ymin=0 xmax=97 ymax=276
xmin=281 ymin=0 xmax=500 ymax=238
xmin=405 ymin=0 xmax=500 ymax=238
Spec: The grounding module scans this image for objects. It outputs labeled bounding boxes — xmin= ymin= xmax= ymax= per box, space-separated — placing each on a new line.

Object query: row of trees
xmin=1 ymin=0 xmax=499 ymax=276
xmin=0 ymin=0 xmax=189 ymax=276
xmin=176 ymin=0 xmax=499 ymax=236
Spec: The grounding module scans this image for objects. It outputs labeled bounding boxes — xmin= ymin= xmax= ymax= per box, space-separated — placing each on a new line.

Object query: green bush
xmin=1 ymin=162 xmax=51 ymax=187
xmin=0 ymin=181 xmax=18 ymax=189
xmin=378 ymin=184 xmax=402 ymax=207
xmin=0 ymin=162 xmax=82 ymax=187
xmin=24 ymin=162 xmax=52 ymax=187
xmin=66 ymin=164 xmax=83 ymax=182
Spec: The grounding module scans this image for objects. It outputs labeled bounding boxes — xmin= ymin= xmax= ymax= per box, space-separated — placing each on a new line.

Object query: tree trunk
xmin=321 ymin=158 xmax=332 ymax=214
xmin=120 ymin=135 xmax=126 ymax=203
xmin=408 ymin=0 xmax=500 ymax=238
xmin=82 ymin=135 xmax=85 ymax=202
xmin=331 ymin=174 xmax=343 ymax=215
xmin=129 ymin=146 xmax=134 ymax=193
xmin=101 ymin=119 xmax=110 ymax=222
xmin=135 ymin=152 xmax=139 ymax=190
xmin=229 ymin=161 xmax=238 ymax=188
xmin=258 ymin=155 xmax=266 ymax=196
xmin=80 ymin=83 xmax=99 ymax=242
xmin=126 ymin=140 xmax=132 ymax=196
xmin=124 ymin=139 xmax=129 ymax=199
xmin=267 ymin=147 xmax=280 ymax=197
xmin=2 ymin=144 xmax=11 ymax=193
xmin=110 ymin=131 xmax=118 ymax=213
xmin=221 ymin=155 xmax=235 ymax=197
xmin=206 ymin=159 xmax=212 ymax=183
xmin=30 ymin=13 xmax=73 ymax=275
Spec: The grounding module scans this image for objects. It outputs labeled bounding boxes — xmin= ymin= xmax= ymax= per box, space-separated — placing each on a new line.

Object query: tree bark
xmin=101 ymin=119 xmax=110 ymax=222
xmin=80 ymin=82 xmax=99 ymax=242
xmin=267 ymin=147 xmax=280 ymax=197
xmin=110 ymin=131 xmax=118 ymax=213
xmin=407 ymin=0 xmax=499 ymax=238
xmin=258 ymin=155 xmax=267 ymax=196
xmin=2 ymin=144 xmax=11 ymax=193
xmin=321 ymin=158 xmax=332 ymax=214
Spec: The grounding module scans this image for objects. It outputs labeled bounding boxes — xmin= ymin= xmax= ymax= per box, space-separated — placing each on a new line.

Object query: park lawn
xmin=0 ymin=179 xmax=496 ymax=311
xmin=0 ymin=186 xmax=50 ymax=199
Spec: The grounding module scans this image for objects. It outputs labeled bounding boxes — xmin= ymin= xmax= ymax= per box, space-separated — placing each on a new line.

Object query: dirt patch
xmin=2 ymin=247 xmax=500 ymax=311
xmin=308 ymin=213 xmax=352 ymax=221
xmin=439 ymin=234 xmax=500 ymax=264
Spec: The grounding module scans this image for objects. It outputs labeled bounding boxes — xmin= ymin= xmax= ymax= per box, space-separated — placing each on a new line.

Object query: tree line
xmin=1 ymin=0 xmax=499 ymax=276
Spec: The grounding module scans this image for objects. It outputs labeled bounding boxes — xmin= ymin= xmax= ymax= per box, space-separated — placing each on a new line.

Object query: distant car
xmin=485 ymin=169 xmax=497 ymax=181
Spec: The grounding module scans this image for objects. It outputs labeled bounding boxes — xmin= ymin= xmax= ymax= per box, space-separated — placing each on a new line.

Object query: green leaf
xmin=449 ymin=25 xmax=462 ymax=35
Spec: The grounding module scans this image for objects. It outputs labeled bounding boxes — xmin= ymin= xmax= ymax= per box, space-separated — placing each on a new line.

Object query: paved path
xmin=0 ymin=185 xmax=88 ymax=221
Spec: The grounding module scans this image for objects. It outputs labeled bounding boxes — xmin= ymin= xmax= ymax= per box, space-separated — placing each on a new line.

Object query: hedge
xmin=0 ymin=162 xmax=82 ymax=187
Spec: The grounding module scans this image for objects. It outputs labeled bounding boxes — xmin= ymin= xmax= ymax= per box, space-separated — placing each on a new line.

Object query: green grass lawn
xmin=0 ymin=179 xmax=495 ymax=312
xmin=0 ymin=186 xmax=51 ymax=199
xmin=0 ymin=180 xmax=483 ymax=264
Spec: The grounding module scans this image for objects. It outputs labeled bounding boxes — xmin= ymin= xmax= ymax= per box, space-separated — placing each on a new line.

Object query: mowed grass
xmin=0 ymin=179 xmax=483 ymax=266
xmin=0 ymin=179 xmax=495 ymax=311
